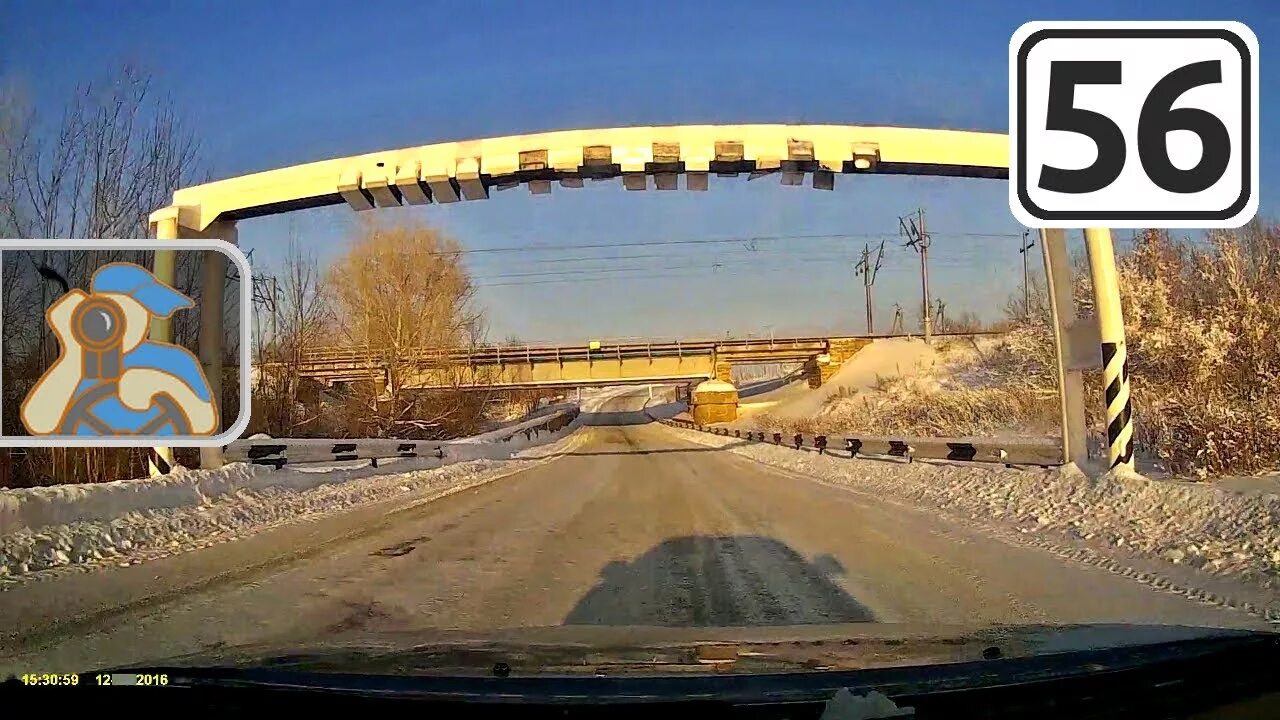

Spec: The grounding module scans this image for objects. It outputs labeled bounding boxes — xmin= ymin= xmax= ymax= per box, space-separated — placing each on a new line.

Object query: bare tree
xmin=2 ymin=65 xmax=200 ymax=239
xmin=250 ymin=234 xmax=334 ymax=436
xmin=326 ymin=218 xmax=487 ymax=436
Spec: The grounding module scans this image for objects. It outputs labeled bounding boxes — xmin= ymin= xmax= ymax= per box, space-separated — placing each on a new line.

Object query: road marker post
xmin=1085 ymin=228 xmax=1135 ymax=473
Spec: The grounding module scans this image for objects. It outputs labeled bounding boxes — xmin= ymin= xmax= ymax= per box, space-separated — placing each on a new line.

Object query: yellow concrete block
xmin=691 ymin=379 xmax=738 ymax=424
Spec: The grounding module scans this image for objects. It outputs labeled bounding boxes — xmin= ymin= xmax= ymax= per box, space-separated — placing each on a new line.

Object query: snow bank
xmin=662 ymin=424 xmax=1280 ymax=620
xmin=1 ymin=411 xmax=580 ymax=538
xmin=0 ymin=411 xmax=584 ymax=580
xmin=0 ymin=457 xmax=533 ymax=579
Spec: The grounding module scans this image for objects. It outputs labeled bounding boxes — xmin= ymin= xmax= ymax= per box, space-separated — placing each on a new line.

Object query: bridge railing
xmin=289 ymin=331 xmax=1007 ymax=366
xmin=225 ymin=408 xmax=580 ymax=468
xmin=659 ymin=417 xmax=1063 ymax=467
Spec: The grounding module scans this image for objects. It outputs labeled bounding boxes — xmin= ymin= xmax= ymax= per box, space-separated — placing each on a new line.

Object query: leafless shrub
xmin=248 ymin=232 xmax=334 ymax=437
xmin=1106 ymin=223 xmax=1280 ymax=475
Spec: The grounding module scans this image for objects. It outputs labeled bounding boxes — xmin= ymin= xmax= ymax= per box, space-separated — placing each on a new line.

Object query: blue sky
xmin=2 ymin=1 xmax=1274 ymax=342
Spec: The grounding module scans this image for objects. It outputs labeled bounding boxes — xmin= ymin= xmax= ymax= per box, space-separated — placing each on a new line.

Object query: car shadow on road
xmin=564 ymin=535 xmax=876 ymax=626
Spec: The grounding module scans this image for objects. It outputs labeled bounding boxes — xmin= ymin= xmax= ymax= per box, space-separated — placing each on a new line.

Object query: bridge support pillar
xmin=714 ymin=362 xmax=734 ymax=384
xmin=802 ymin=339 xmax=871 ymax=389
xmin=827 ymin=337 xmax=872 ymax=366
xmin=691 ymin=379 xmax=738 ymax=424
xmin=148 ymin=212 xmax=235 ymax=473
xmin=804 ymin=356 xmax=838 ymax=388
xmin=197 ymin=220 xmax=236 ymax=470
xmin=148 ymin=210 xmax=181 ymax=476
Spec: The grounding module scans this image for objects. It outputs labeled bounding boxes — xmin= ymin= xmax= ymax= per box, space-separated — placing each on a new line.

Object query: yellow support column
xmin=198 ymin=220 xmax=234 ymax=469
xmin=1085 ymin=228 xmax=1135 ymax=473
xmin=148 ymin=211 xmax=179 ymax=476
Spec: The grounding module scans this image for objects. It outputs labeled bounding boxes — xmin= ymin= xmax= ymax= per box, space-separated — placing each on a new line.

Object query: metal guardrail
xmin=660 ymin=417 xmax=1064 ymax=467
xmin=224 ymin=438 xmax=439 ymax=469
xmin=226 ymin=408 xmax=580 ymax=469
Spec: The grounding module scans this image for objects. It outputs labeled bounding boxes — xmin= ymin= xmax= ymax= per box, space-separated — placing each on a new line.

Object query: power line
xmin=462 ymin=235 xmax=1025 ymax=273
xmin=398 ymin=230 xmax=1027 ymax=261
xmin=471 ymin=255 xmax=1003 ymax=289
xmin=471 ymin=255 xmax=857 ymax=283
xmin=470 ymin=252 xmax=1027 ymax=286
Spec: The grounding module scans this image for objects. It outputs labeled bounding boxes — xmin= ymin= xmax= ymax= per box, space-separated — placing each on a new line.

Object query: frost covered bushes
xmin=1103 ymin=224 xmax=1280 ymax=476
xmin=765 ymin=223 xmax=1280 ymax=477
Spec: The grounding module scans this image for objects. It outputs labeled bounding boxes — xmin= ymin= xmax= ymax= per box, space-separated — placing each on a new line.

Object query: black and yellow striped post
xmin=1084 ymin=228 xmax=1135 ymax=473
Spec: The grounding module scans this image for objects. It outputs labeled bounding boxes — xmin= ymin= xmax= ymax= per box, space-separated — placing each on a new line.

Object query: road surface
xmin=0 ymin=389 xmax=1264 ymax=674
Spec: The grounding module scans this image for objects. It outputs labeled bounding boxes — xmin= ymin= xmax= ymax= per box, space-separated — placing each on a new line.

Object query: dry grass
xmin=760 ymin=337 xmax=1061 ymax=439
xmin=759 ymin=222 xmax=1280 ymax=477
xmin=762 ymin=381 xmax=1058 ymax=439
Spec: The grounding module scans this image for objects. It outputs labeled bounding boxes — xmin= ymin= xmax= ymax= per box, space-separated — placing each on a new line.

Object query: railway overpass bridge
xmin=276 ymin=335 xmax=906 ymax=392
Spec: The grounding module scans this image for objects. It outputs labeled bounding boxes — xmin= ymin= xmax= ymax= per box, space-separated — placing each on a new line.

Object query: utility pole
xmin=1019 ymin=230 xmax=1036 ymax=323
xmin=853 ymin=240 xmax=885 ymax=334
xmin=900 ymin=209 xmax=932 ymax=343
xmin=250 ymin=272 xmax=281 ymax=360
xmin=270 ymin=276 xmax=280 ymax=344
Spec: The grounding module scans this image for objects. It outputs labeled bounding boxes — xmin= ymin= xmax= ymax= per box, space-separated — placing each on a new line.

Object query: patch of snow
xmin=694 ymin=379 xmax=738 ymax=393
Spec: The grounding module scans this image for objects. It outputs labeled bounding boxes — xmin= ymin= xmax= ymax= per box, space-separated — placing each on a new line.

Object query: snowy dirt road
xmin=0 ymin=390 xmax=1270 ymax=675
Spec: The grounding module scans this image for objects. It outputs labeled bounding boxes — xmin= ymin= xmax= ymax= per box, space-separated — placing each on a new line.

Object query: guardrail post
xmin=1085 ymin=228 xmax=1135 ymax=474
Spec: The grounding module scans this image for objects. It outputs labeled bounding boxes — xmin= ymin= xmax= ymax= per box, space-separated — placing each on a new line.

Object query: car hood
xmin=120 ymin=622 xmax=1272 ymax=676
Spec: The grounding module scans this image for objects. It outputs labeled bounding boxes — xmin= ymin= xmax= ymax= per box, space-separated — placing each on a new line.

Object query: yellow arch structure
xmin=148 ymin=124 xmax=1127 ymax=475
xmin=151 ymin=124 xmax=1008 ymax=232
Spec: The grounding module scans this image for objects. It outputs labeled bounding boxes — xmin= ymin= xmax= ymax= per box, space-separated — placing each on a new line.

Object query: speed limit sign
xmin=1010 ymin=22 xmax=1258 ymax=228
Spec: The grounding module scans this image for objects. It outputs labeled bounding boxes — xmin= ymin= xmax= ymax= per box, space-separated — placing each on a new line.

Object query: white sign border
xmin=0 ymin=239 xmax=252 ymax=447
xmin=1009 ymin=20 xmax=1259 ymax=229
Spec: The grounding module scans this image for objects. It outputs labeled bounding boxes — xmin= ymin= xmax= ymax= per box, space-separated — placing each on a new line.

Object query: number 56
xmin=1041 ymin=59 xmax=1230 ymax=195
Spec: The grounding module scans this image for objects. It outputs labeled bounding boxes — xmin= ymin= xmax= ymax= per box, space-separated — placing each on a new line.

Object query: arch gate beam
xmin=151 ymin=125 xmax=1009 ymax=233
xmin=143 ymin=123 xmax=1128 ymax=476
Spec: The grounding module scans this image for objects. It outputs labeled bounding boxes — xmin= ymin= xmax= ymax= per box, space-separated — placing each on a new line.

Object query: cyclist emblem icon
xmin=20 ymin=262 xmax=219 ymax=437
